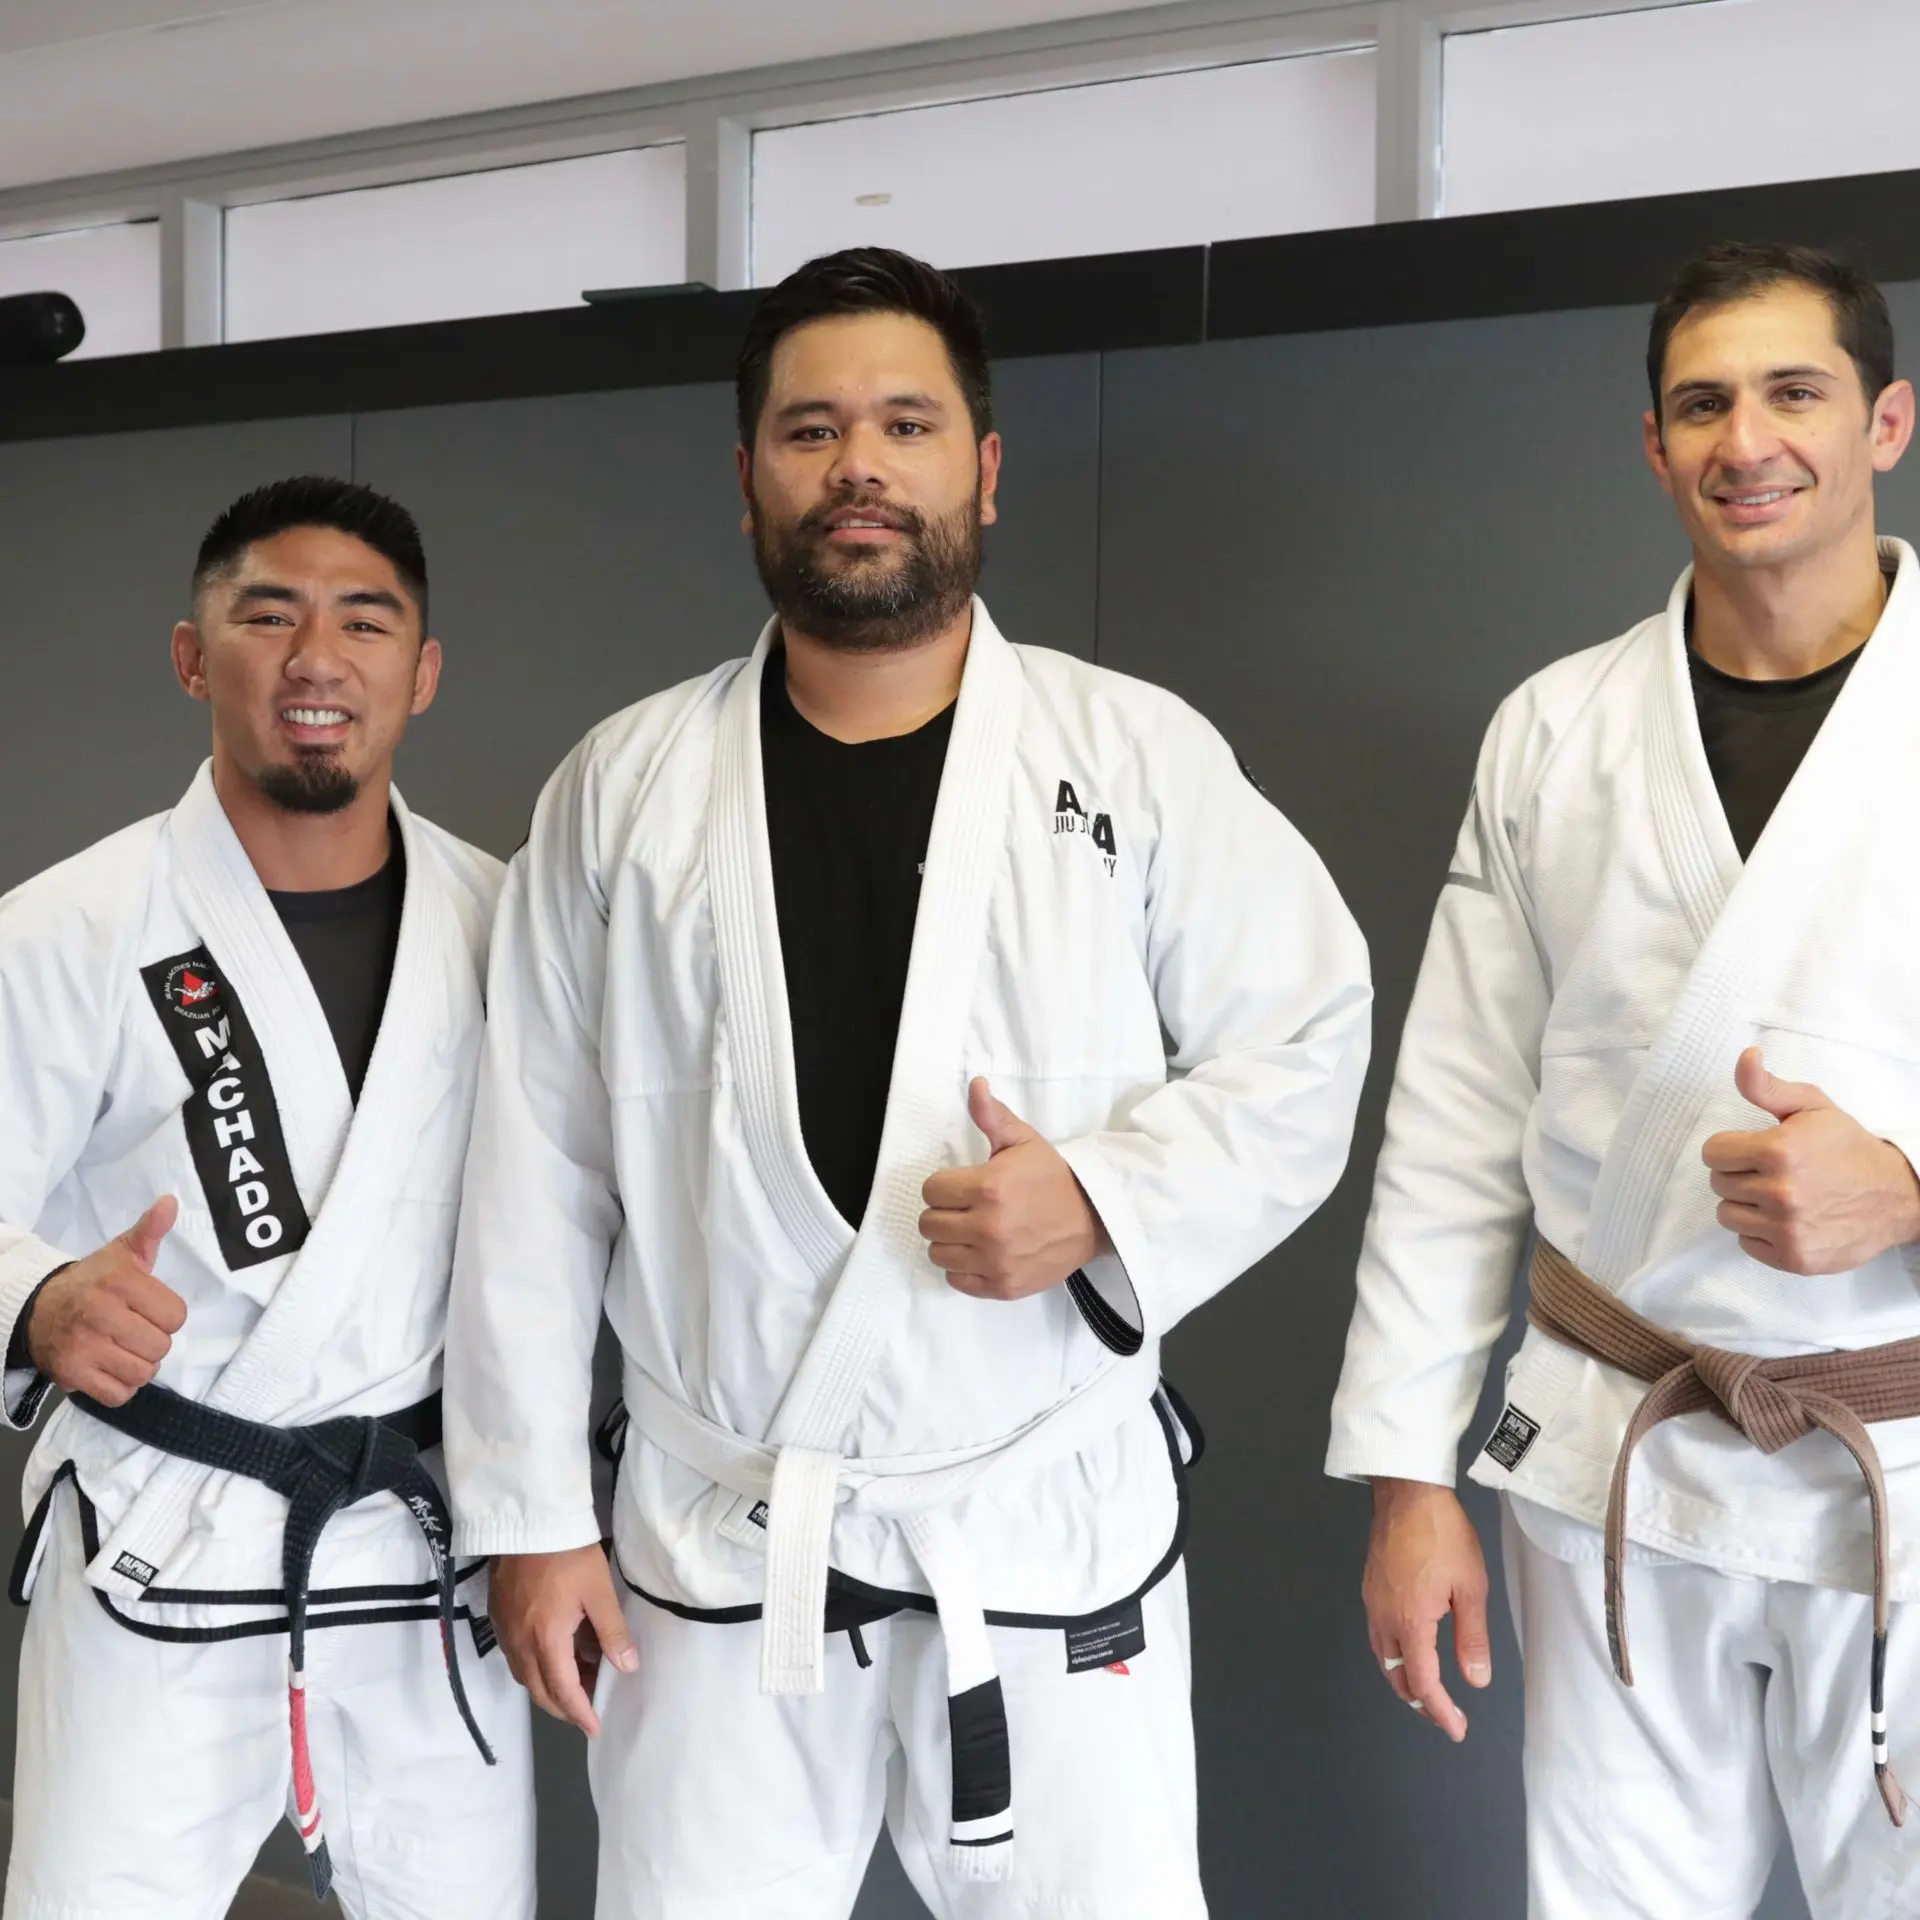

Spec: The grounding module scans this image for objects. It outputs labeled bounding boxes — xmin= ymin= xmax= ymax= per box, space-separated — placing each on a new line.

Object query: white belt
xmin=627 ymin=1353 xmax=1157 ymax=1881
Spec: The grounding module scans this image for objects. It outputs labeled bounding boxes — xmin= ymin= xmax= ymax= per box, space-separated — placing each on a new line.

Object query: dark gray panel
xmin=352 ymin=356 xmax=1098 ymax=861
xmin=1092 ymin=293 xmax=1915 ymax=1919
xmin=0 ymin=412 xmax=351 ymax=1825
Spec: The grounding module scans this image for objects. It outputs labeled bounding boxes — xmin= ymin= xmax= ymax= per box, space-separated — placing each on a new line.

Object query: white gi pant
xmin=4 ymin=1494 xmax=537 ymax=1920
xmin=589 ymin=1562 xmax=1205 ymax=1920
xmin=1504 ymin=1500 xmax=1920 ymax=1920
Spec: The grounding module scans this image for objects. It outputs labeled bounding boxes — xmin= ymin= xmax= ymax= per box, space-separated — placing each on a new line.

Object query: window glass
xmin=752 ymin=51 xmax=1377 ymax=285
xmin=0 ymin=220 xmax=160 ymax=359
xmin=224 ymin=145 xmax=687 ymax=342
xmin=1444 ymin=0 xmax=1920 ymax=216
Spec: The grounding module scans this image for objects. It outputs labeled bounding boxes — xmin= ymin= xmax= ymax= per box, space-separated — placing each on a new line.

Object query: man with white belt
xmin=446 ymin=246 xmax=1371 ymax=1918
xmin=1328 ymin=240 xmax=1920 ymax=1917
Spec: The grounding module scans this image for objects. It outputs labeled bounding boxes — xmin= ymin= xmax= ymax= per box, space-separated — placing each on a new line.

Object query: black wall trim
xmin=5 ymin=165 xmax=1920 ymax=446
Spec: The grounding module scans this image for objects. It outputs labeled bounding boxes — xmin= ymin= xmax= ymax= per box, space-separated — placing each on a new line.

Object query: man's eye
xmin=891 ymin=420 xmax=928 ymax=436
xmin=1780 ymin=387 xmax=1818 ymax=404
xmin=792 ymin=426 xmax=835 ymax=442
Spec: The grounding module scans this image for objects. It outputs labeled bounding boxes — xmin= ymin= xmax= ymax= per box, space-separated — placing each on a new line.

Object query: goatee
xmin=751 ymin=490 xmax=982 ymax=653
xmin=257 ymin=753 xmax=358 ymax=815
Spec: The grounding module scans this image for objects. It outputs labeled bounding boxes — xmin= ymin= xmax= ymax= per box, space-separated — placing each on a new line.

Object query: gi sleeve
xmin=1323 ymin=712 xmax=1551 ymax=1488
xmin=0 ymin=884 xmax=127 ymax=1430
xmin=1053 ymin=701 xmax=1372 ymax=1343
xmin=445 ymin=740 xmax=624 ymax=1556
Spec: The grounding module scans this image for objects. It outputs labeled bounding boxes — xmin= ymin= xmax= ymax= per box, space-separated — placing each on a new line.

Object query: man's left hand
xmin=1702 ymin=1047 xmax=1920 ymax=1273
xmin=919 ymin=1077 xmax=1110 ymax=1300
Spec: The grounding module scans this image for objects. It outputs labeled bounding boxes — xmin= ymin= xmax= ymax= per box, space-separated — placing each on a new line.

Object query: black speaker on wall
xmin=0 ymin=292 xmax=86 ymax=367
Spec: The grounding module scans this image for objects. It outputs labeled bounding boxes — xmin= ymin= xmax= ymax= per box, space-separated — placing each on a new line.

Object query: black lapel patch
xmin=1064 ymin=1599 xmax=1147 ymax=1673
xmin=1481 ymin=1403 xmax=1542 ymax=1472
xmin=142 ymin=947 xmax=311 ymax=1271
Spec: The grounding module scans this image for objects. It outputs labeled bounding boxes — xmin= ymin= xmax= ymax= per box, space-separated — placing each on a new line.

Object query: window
xmin=1443 ymin=0 xmax=1920 ymax=217
xmin=751 ymin=51 xmax=1377 ymax=286
xmin=223 ymin=145 xmax=687 ymax=343
xmin=0 ymin=221 xmax=160 ymax=359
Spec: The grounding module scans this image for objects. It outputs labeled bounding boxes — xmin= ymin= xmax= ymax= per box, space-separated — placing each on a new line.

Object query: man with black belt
xmin=1328 ymin=241 xmax=1920 ymax=1915
xmin=445 ymin=247 xmax=1371 ymax=1917
xmin=0 ymin=477 xmax=533 ymax=1918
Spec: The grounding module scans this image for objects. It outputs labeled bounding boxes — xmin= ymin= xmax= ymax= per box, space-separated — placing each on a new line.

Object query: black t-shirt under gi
xmin=1687 ymin=633 xmax=1865 ymax=861
xmin=759 ymin=652 xmax=955 ymax=1229
xmin=264 ymin=817 xmax=407 ymax=1104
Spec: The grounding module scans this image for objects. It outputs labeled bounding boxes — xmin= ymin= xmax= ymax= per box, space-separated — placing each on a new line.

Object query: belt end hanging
xmin=948 ymin=1832 xmax=1014 ymax=1883
xmin=288 ymin=1661 xmax=335 ymax=1899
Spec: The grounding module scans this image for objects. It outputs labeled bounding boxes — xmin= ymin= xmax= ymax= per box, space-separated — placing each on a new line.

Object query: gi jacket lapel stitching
xmin=91 ymin=779 xmax=462 ymax=1595
xmin=1589 ymin=539 xmax=1920 ymax=1290
xmin=706 ymin=602 xmax=1023 ymax=1697
xmin=768 ymin=602 xmax=1022 ymax=1454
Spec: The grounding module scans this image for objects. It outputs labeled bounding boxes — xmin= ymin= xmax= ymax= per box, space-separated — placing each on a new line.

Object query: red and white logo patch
xmin=159 ymin=957 xmax=223 ymax=1021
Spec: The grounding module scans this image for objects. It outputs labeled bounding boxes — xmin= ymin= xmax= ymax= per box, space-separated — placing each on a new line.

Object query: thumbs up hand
xmin=919 ymin=1078 xmax=1111 ymax=1300
xmin=1701 ymin=1048 xmax=1920 ymax=1274
xmin=24 ymin=1196 xmax=188 ymax=1405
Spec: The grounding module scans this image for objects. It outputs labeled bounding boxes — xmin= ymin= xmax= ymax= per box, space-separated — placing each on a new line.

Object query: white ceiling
xmin=0 ymin=0 xmax=1162 ymax=192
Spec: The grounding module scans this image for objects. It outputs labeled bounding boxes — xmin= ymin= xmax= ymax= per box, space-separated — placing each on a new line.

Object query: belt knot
xmin=1691 ymin=1344 xmax=1809 ymax=1455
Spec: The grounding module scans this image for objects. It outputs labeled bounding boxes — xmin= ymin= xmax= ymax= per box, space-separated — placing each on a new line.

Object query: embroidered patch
xmin=141 ymin=946 xmax=311 ymax=1271
xmin=112 ymin=1551 xmax=157 ymax=1587
xmin=1064 ymin=1599 xmax=1147 ymax=1674
xmin=470 ymin=1612 xmax=498 ymax=1659
xmin=1051 ymin=778 xmax=1118 ymax=878
xmin=748 ymin=1500 xmax=769 ymax=1530
xmin=1481 ymin=1403 xmax=1543 ymax=1472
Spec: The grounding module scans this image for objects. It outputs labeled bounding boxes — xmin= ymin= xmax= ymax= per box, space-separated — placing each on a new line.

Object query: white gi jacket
xmin=447 ymin=602 xmax=1370 ymax=1662
xmin=1328 ymin=538 xmax=1920 ymax=1597
xmin=0 ymin=763 xmax=502 ymax=1625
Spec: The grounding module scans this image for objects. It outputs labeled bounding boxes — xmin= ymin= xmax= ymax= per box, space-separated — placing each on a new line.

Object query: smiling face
xmin=1644 ymin=281 xmax=1914 ymax=576
xmin=739 ymin=309 xmax=1001 ymax=651
xmin=172 ymin=525 xmax=440 ymax=815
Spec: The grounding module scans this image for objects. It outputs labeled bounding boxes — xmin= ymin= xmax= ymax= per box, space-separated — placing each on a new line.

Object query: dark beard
xmin=751 ymin=490 xmax=982 ymax=653
xmin=256 ymin=753 xmax=358 ymax=815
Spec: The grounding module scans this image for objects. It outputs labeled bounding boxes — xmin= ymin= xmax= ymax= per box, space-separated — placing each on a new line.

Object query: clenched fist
xmin=918 ymin=1078 xmax=1109 ymax=1301
xmin=25 ymin=1197 xmax=187 ymax=1406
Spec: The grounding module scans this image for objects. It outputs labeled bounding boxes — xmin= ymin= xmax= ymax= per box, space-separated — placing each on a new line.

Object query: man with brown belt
xmin=1326 ymin=240 xmax=1920 ymax=1917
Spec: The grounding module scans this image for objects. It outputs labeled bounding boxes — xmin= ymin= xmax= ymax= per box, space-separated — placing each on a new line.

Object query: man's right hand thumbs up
xmin=24 ymin=1196 xmax=187 ymax=1405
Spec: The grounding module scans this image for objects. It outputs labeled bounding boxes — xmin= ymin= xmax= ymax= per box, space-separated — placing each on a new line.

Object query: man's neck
xmin=211 ymin=751 xmax=393 ymax=892
xmin=1691 ymin=525 xmax=1890 ymax=681
xmin=780 ymin=602 xmax=973 ymax=743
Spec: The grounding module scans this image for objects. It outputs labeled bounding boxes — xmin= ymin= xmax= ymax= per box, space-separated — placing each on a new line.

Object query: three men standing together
xmin=0 ymin=235 xmax=1909 ymax=1920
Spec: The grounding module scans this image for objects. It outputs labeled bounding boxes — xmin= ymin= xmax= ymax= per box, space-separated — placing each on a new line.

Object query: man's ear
xmin=410 ymin=637 xmax=444 ymax=717
xmin=1642 ymin=409 xmax=1675 ymax=497
xmin=737 ymin=443 xmax=755 ymax=537
xmin=171 ymin=619 xmax=210 ymax=702
xmin=977 ymin=431 xmax=1003 ymax=529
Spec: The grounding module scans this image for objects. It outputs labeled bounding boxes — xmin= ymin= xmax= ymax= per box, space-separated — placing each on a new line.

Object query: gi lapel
xmin=1590 ymin=539 xmax=1920 ymax=1287
xmin=93 ymin=775 xmax=466 ymax=1595
xmin=706 ymin=600 xmax=1025 ymax=1691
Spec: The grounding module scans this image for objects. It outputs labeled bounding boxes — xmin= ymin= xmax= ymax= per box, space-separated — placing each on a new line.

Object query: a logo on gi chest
xmin=159 ymin=958 xmax=223 ymax=1021
xmin=1052 ymin=779 xmax=1118 ymax=878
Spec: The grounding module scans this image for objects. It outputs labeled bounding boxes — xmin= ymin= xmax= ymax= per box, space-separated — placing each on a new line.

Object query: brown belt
xmin=1527 ymin=1238 xmax=1920 ymax=1826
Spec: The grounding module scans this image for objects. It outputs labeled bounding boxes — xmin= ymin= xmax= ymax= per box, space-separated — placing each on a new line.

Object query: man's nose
xmin=1715 ymin=393 xmax=1780 ymax=468
xmin=826 ymin=420 xmax=890 ymax=491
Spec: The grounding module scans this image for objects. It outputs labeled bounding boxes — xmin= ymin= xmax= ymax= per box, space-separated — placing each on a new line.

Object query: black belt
xmin=24 ymin=1384 xmax=493 ymax=1901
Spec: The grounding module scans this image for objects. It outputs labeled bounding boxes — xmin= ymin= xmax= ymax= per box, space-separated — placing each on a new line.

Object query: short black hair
xmin=1647 ymin=240 xmax=1895 ymax=421
xmin=192 ymin=475 xmax=429 ymax=629
xmin=735 ymin=247 xmax=993 ymax=448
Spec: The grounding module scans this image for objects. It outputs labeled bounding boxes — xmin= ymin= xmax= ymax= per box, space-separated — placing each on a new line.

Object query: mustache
xmin=795 ymin=496 xmax=925 ymax=540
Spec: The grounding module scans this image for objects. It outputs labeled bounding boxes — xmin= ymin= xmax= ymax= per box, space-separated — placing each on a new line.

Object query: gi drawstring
xmin=1529 ymin=1240 xmax=1920 ymax=1827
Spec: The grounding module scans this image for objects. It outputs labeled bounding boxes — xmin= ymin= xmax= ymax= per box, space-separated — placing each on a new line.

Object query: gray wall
xmin=9 ymin=286 xmax=1914 ymax=1915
